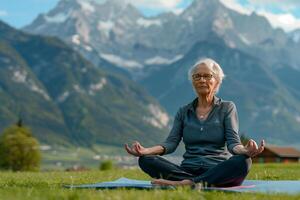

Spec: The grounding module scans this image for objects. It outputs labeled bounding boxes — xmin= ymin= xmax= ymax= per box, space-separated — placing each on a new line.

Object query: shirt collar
xmin=188 ymin=96 xmax=221 ymax=112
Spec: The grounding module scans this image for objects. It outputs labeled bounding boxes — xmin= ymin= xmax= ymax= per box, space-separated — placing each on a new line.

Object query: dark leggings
xmin=138 ymin=155 xmax=252 ymax=187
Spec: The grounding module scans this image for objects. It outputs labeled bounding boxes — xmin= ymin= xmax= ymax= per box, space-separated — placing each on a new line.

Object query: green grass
xmin=0 ymin=163 xmax=300 ymax=200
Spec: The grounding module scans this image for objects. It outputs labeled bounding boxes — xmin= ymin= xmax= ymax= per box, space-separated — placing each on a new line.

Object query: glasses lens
xmin=192 ymin=73 xmax=213 ymax=81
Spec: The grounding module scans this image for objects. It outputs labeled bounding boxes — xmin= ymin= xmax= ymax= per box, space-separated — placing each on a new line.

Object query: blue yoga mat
xmin=64 ymin=177 xmax=174 ymax=190
xmin=208 ymin=180 xmax=300 ymax=194
xmin=64 ymin=177 xmax=300 ymax=194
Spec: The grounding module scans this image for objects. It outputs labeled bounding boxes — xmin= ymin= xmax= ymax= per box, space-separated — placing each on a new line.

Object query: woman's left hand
xmin=151 ymin=179 xmax=194 ymax=186
xmin=245 ymin=139 xmax=265 ymax=157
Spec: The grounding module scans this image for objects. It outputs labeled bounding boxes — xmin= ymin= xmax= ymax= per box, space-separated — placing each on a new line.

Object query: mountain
xmin=289 ymin=29 xmax=300 ymax=46
xmin=24 ymin=0 xmax=300 ymax=72
xmin=0 ymin=20 xmax=169 ymax=148
xmin=140 ymin=36 xmax=300 ymax=145
xmin=23 ymin=0 xmax=187 ymax=76
xmin=22 ymin=0 xmax=300 ymax=146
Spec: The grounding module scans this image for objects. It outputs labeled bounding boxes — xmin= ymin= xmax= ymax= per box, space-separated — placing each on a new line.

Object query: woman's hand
xmin=124 ymin=141 xmax=149 ymax=157
xmin=244 ymin=139 xmax=265 ymax=157
xmin=151 ymin=178 xmax=194 ymax=186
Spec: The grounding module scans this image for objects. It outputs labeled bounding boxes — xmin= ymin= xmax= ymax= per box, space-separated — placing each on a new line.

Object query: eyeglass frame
xmin=192 ymin=73 xmax=214 ymax=81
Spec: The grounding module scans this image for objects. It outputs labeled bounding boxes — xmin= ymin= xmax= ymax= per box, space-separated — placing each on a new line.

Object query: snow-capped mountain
xmin=0 ymin=20 xmax=170 ymax=147
xmin=24 ymin=0 xmax=300 ymax=73
xmin=22 ymin=0 xmax=300 ymax=146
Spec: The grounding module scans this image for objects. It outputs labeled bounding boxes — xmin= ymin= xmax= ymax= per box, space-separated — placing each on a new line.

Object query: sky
xmin=0 ymin=0 xmax=300 ymax=32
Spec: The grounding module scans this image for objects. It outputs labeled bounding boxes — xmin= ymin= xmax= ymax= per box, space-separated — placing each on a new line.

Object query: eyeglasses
xmin=192 ymin=73 xmax=214 ymax=81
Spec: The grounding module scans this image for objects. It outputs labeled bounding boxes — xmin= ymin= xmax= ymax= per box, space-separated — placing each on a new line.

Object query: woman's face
xmin=192 ymin=64 xmax=219 ymax=96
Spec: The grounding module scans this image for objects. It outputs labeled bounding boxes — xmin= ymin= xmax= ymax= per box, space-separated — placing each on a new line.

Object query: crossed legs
xmin=138 ymin=155 xmax=252 ymax=187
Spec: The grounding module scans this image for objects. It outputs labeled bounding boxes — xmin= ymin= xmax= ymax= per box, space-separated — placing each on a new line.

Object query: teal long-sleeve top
xmin=159 ymin=96 xmax=242 ymax=171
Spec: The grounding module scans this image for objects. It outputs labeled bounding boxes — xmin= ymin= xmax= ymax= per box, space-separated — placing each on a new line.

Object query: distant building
xmin=253 ymin=146 xmax=300 ymax=163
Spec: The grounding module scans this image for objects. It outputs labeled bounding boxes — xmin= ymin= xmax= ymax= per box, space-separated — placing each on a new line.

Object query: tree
xmin=99 ymin=160 xmax=114 ymax=171
xmin=0 ymin=121 xmax=41 ymax=171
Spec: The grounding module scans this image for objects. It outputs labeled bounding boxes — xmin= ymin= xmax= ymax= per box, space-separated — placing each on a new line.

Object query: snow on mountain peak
xmin=145 ymin=55 xmax=183 ymax=65
xmin=77 ymin=0 xmax=95 ymax=13
xmin=44 ymin=12 xmax=71 ymax=23
xmin=143 ymin=104 xmax=169 ymax=129
xmin=12 ymin=70 xmax=27 ymax=83
xmin=136 ymin=18 xmax=162 ymax=28
xmin=100 ymin=53 xmax=143 ymax=69
xmin=72 ymin=34 xmax=80 ymax=45
xmin=88 ymin=78 xmax=107 ymax=96
xmin=291 ymin=30 xmax=300 ymax=43
xmin=97 ymin=20 xmax=115 ymax=37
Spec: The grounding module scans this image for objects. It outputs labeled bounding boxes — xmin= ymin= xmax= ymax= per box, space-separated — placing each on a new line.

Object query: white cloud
xmin=128 ymin=0 xmax=187 ymax=15
xmin=256 ymin=11 xmax=300 ymax=32
xmin=248 ymin=0 xmax=300 ymax=12
xmin=0 ymin=10 xmax=8 ymax=16
xmin=125 ymin=0 xmax=183 ymax=10
xmin=221 ymin=0 xmax=300 ymax=13
xmin=220 ymin=0 xmax=251 ymax=15
xmin=220 ymin=0 xmax=300 ymax=32
xmin=102 ymin=0 xmax=184 ymax=13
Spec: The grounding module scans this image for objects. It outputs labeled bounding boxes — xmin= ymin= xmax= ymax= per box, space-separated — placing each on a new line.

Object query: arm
xmin=158 ymin=108 xmax=183 ymax=155
xmin=224 ymin=102 xmax=265 ymax=156
xmin=125 ymin=108 xmax=184 ymax=156
xmin=223 ymin=102 xmax=265 ymax=156
xmin=224 ymin=102 xmax=242 ymax=154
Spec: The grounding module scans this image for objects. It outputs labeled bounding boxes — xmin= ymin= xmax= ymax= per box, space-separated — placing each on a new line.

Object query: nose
xmin=199 ymin=76 xmax=206 ymax=82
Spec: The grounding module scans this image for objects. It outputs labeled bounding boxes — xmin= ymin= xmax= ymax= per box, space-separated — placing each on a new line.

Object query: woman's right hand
xmin=124 ymin=141 xmax=149 ymax=157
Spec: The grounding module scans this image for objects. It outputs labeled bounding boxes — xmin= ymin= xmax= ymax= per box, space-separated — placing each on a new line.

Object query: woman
xmin=125 ymin=58 xmax=265 ymax=187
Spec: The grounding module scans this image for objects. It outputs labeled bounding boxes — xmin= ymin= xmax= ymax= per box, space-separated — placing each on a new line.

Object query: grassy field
xmin=0 ymin=163 xmax=300 ymax=200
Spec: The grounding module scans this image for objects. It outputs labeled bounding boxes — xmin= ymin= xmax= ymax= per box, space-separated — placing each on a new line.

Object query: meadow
xmin=0 ymin=163 xmax=300 ymax=200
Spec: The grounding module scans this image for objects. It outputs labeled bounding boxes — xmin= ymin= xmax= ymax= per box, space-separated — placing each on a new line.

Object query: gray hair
xmin=188 ymin=58 xmax=225 ymax=93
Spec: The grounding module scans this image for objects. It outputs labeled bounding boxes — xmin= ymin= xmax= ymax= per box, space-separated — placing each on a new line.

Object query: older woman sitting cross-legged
xmin=125 ymin=58 xmax=265 ymax=187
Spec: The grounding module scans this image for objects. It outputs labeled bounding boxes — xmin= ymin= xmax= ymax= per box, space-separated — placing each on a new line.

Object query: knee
xmin=239 ymin=155 xmax=252 ymax=174
xmin=138 ymin=155 xmax=157 ymax=168
xmin=233 ymin=155 xmax=252 ymax=174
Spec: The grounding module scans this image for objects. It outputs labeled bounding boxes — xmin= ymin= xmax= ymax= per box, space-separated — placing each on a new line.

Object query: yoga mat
xmin=64 ymin=177 xmax=175 ymax=190
xmin=207 ymin=180 xmax=300 ymax=194
xmin=64 ymin=177 xmax=300 ymax=194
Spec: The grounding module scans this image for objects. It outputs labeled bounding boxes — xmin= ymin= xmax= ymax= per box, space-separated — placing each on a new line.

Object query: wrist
xmin=143 ymin=148 xmax=151 ymax=155
xmin=233 ymin=144 xmax=248 ymax=155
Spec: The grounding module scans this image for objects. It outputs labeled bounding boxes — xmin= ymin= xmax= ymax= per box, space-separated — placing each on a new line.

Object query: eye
xmin=192 ymin=74 xmax=200 ymax=80
xmin=203 ymin=74 xmax=213 ymax=79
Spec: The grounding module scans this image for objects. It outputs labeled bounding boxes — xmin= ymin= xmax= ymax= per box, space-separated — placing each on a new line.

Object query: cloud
xmin=0 ymin=10 xmax=8 ymax=17
xmin=220 ymin=0 xmax=300 ymax=32
xmin=103 ymin=0 xmax=187 ymax=15
xmin=256 ymin=11 xmax=300 ymax=32
xmin=248 ymin=0 xmax=300 ymax=12
xmin=125 ymin=0 xmax=183 ymax=10
xmin=220 ymin=0 xmax=252 ymax=15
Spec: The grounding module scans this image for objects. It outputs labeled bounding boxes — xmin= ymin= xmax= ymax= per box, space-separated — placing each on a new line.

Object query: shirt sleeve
xmin=224 ymin=102 xmax=242 ymax=154
xmin=158 ymin=107 xmax=183 ymax=155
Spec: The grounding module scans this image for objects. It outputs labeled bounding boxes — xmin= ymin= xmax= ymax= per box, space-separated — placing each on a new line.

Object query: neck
xmin=197 ymin=94 xmax=214 ymax=107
